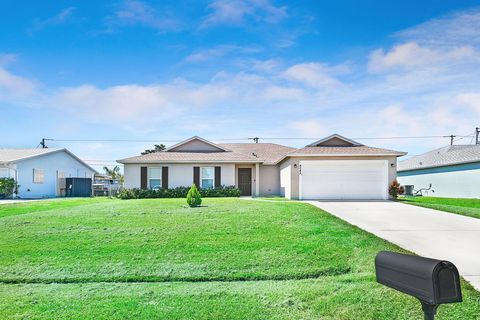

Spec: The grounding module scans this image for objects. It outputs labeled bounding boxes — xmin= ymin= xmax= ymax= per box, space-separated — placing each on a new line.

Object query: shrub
xmin=117 ymin=185 xmax=241 ymax=199
xmin=186 ymin=184 xmax=202 ymax=207
xmin=0 ymin=178 xmax=16 ymax=199
xmin=388 ymin=180 xmax=405 ymax=199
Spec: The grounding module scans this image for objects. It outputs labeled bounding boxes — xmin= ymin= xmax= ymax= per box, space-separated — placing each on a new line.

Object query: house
xmin=118 ymin=134 xmax=406 ymax=200
xmin=0 ymin=148 xmax=97 ymax=198
xmin=398 ymin=144 xmax=480 ymax=198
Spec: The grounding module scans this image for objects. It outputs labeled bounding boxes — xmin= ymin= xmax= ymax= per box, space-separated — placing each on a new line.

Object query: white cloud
xmin=0 ymin=53 xmax=17 ymax=66
xmin=290 ymin=118 xmax=328 ymax=137
xmin=261 ymin=86 xmax=305 ymax=101
xmin=0 ymin=67 xmax=37 ymax=99
xmin=27 ymin=7 xmax=75 ymax=34
xmin=283 ymin=62 xmax=347 ymax=89
xmin=455 ymin=93 xmax=480 ymax=115
xmin=397 ymin=8 xmax=480 ymax=47
xmin=102 ymin=0 xmax=181 ymax=33
xmin=200 ymin=0 xmax=287 ymax=28
xmin=184 ymin=45 xmax=262 ymax=63
xmin=51 ymin=81 xmax=233 ymax=123
xmin=368 ymin=42 xmax=476 ymax=73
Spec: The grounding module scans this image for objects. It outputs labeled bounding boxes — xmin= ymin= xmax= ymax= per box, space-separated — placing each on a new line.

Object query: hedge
xmin=0 ymin=178 xmax=16 ymax=199
xmin=118 ymin=185 xmax=241 ymax=199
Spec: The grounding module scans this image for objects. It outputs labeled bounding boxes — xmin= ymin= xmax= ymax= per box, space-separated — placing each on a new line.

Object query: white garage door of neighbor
xmin=299 ymin=160 xmax=389 ymax=200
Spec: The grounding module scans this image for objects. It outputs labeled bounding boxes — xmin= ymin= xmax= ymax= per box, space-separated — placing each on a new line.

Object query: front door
xmin=238 ymin=168 xmax=252 ymax=196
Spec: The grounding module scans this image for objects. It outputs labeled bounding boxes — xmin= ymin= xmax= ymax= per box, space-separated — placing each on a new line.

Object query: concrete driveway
xmin=307 ymin=200 xmax=480 ymax=291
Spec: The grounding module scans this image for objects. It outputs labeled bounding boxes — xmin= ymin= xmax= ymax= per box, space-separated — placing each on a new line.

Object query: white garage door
xmin=299 ymin=160 xmax=389 ymax=200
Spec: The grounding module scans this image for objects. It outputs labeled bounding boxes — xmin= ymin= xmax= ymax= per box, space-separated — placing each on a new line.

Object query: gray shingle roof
xmin=117 ymin=136 xmax=406 ymax=165
xmin=219 ymin=143 xmax=296 ymax=165
xmin=118 ymin=149 xmax=263 ymax=164
xmin=288 ymin=146 xmax=406 ymax=156
xmin=0 ymin=148 xmax=62 ymax=163
xmin=398 ymin=145 xmax=480 ymax=171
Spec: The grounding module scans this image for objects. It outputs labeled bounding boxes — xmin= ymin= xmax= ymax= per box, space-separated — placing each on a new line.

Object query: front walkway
xmin=307 ymin=200 xmax=480 ymax=291
xmin=0 ymin=199 xmax=42 ymax=205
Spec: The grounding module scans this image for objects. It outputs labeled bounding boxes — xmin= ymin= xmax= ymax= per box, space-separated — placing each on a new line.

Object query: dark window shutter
xmin=162 ymin=167 xmax=168 ymax=189
xmin=140 ymin=167 xmax=148 ymax=190
xmin=193 ymin=167 xmax=200 ymax=188
xmin=215 ymin=166 xmax=221 ymax=188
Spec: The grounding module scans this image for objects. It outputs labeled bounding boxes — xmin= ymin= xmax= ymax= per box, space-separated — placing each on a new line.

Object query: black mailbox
xmin=375 ymin=251 xmax=462 ymax=319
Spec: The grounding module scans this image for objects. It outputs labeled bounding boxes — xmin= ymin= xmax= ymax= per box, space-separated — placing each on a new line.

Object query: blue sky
xmin=1 ymin=1 xmax=480 ymax=170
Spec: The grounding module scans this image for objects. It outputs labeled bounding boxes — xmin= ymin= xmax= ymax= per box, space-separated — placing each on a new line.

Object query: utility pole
xmin=476 ymin=127 xmax=479 ymax=145
xmin=444 ymin=135 xmax=455 ymax=146
xmin=39 ymin=138 xmax=53 ymax=148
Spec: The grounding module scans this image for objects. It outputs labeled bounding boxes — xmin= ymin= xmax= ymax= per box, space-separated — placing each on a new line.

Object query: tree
xmin=141 ymin=144 xmax=166 ymax=155
xmin=186 ymin=184 xmax=202 ymax=207
xmin=103 ymin=166 xmax=124 ymax=183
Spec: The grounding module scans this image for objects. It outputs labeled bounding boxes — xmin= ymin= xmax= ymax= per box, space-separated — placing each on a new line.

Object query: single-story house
xmin=118 ymin=134 xmax=406 ymax=200
xmin=398 ymin=144 xmax=480 ymax=198
xmin=0 ymin=148 xmax=97 ymax=198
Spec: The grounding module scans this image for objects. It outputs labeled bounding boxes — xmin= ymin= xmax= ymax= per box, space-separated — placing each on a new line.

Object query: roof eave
xmin=118 ymin=160 xmax=264 ymax=164
xmin=275 ymin=152 xmax=407 ymax=164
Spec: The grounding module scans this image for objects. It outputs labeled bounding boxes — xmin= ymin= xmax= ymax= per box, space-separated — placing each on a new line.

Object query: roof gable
xmin=306 ymin=134 xmax=363 ymax=147
xmin=0 ymin=148 xmax=98 ymax=173
xmin=165 ymin=136 xmax=229 ymax=153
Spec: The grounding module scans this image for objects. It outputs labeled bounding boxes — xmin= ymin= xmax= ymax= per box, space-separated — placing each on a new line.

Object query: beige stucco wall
xmin=279 ymin=159 xmax=291 ymax=198
xmin=279 ymin=156 xmax=398 ymax=199
xmin=123 ymin=163 xmax=235 ymax=189
xmin=259 ymin=165 xmax=280 ymax=195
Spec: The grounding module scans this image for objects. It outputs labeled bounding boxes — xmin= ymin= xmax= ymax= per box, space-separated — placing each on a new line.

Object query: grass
xmin=0 ymin=197 xmax=109 ymax=218
xmin=400 ymin=196 xmax=480 ymax=219
xmin=1 ymin=198 xmax=479 ymax=319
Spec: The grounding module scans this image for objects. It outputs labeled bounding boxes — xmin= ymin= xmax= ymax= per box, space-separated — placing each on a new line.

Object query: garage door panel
xmin=299 ymin=160 xmax=388 ymax=200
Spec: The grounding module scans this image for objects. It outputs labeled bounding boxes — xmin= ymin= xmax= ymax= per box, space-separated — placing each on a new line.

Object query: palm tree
xmin=141 ymin=144 xmax=166 ymax=155
xmin=103 ymin=166 xmax=124 ymax=183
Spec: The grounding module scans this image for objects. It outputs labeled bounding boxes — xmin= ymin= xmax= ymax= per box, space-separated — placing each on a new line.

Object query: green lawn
xmin=1 ymin=198 xmax=479 ymax=319
xmin=400 ymin=196 xmax=480 ymax=219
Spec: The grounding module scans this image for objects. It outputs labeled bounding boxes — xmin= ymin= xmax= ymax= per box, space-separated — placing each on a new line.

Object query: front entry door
xmin=238 ymin=168 xmax=252 ymax=196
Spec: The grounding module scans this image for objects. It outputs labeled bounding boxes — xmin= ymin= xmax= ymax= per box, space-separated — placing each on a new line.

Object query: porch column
xmin=255 ymin=163 xmax=260 ymax=197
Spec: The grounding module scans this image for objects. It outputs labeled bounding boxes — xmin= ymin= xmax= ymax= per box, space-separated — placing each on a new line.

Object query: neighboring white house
xmin=0 ymin=148 xmax=97 ymax=198
xmin=118 ymin=135 xmax=406 ymax=200
xmin=398 ymin=144 xmax=480 ymax=198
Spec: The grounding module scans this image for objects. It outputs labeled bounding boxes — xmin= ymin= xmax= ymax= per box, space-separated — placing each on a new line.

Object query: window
xmin=200 ymin=167 xmax=214 ymax=189
xmin=33 ymin=169 xmax=44 ymax=184
xmin=149 ymin=167 xmax=162 ymax=190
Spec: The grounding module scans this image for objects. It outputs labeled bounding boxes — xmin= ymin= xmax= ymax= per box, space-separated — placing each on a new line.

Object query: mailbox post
xmin=375 ymin=251 xmax=462 ymax=320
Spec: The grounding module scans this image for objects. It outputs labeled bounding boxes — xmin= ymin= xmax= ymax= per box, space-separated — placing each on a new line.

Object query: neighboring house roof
xmin=0 ymin=148 xmax=63 ymax=163
xmin=398 ymin=144 xmax=480 ymax=172
xmin=117 ymin=135 xmax=406 ymax=165
xmin=0 ymin=148 xmax=98 ymax=173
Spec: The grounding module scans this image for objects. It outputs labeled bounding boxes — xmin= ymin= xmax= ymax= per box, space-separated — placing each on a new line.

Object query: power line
xmin=41 ymin=132 xmax=480 ymax=150
xmin=43 ymin=135 xmax=474 ymax=143
xmin=45 ymin=138 xmax=249 ymax=143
